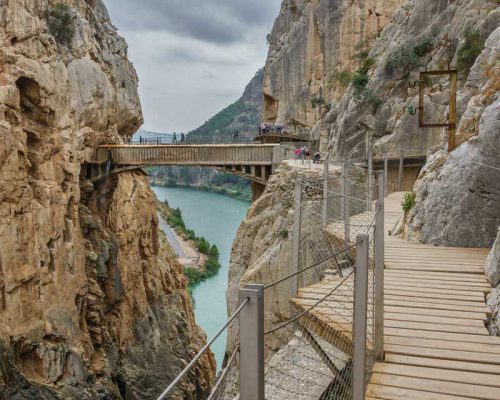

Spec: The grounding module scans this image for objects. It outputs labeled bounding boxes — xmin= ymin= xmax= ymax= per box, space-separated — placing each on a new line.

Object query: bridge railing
xmin=94 ymin=144 xmax=280 ymax=166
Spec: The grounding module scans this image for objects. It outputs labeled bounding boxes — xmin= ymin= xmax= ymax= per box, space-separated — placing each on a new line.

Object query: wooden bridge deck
xmin=93 ymin=144 xmax=281 ymax=166
xmin=293 ymin=192 xmax=498 ymax=399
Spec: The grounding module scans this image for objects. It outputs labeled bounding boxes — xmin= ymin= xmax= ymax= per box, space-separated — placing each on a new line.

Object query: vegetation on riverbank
xmin=157 ymin=200 xmax=222 ymax=287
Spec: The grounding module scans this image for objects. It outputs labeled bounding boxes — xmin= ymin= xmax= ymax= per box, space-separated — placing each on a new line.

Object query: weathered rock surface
xmin=263 ymin=0 xmax=404 ymax=148
xmin=0 ymin=0 xmax=214 ymax=398
xmin=406 ymin=26 xmax=500 ymax=247
xmin=486 ymin=228 xmax=500 ymax=336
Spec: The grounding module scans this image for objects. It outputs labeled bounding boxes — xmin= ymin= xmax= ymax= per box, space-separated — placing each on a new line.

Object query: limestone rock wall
xmin=405 ymin=26 xmax=500 ymax=247
xmin=0 ymin=0 xmax=214 ymax=398
xmin=486 ymin=228 xmax=500 ymax=336
xmin=262 ymin=0 xmax=403 ymax=147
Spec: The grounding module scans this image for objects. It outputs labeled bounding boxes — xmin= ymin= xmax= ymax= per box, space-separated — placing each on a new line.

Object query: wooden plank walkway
xmin=293 ymin=192 xmax=498 ymax=399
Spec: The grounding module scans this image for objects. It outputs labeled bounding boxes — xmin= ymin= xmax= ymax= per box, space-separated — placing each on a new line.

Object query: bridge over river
xmin=87 ymin=142 xmax=430 ymax=200
xmin=87 ymin=143 xmax=289 ymax=200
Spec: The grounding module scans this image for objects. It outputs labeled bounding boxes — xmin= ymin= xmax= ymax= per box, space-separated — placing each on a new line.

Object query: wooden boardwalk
xmin=293 ymin=192 xmax=498 ymax=399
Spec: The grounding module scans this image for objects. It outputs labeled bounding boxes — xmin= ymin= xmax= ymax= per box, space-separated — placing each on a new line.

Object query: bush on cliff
xmin=457 ymin=26 xmax=484 ymax=75
xmin=47 ymin=3 xmax=75 ymax=45
xmin=385 ymin=36 xmax=434 ymax=77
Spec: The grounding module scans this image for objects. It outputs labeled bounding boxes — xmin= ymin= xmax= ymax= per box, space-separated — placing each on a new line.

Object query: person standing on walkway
xmin=172 ymin=132 xmax=177 ymax=144
xmin=139 ymin=135 xmax=142 ymax=145
xmin=233 ymin=130 xmax=239 ymax=142
xmin=181 ymin=133 xmax=185 ymax=143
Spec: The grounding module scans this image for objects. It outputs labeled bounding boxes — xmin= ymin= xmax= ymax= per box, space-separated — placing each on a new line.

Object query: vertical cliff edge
xmin=0 ymin=1 xmax=214 ymax=399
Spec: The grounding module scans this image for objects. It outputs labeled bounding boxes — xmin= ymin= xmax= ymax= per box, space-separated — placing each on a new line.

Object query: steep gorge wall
xmin=0 ymin=1 xmax=213 ymax=398
xmin=263 ymin=0 xmax=403 ymax=147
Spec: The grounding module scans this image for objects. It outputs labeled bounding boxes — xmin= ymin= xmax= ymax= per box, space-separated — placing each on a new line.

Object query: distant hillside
xmin=187 ymin=69 xmax=263 ymax=142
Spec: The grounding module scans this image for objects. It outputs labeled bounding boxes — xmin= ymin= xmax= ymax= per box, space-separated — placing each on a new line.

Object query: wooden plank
xmin=385 ymin=312 xmax=486 ymax=327
xmin=384 ymin=275 xmax=490 ymax=286
xmin=385 ymin=344 xmax=500 ymax=365
xmin=385 ymin=327 xmax=499 ymax=344
xmin=385 ymin=280 xmax=491 ymax=293
xmin=385 ymin=336 xmax=500 ymax=355
xmin=385 ymin=354 xmax=500 ymax=374
xmin=384 ymin=270 xmax=489 ymax=283
xmin=384 ymin=306 xmax=486 ymax=321
xmin=373 ymin=363 xmax=500 ymax=388
xmin=385 ymin=264 xmax=484 ymax=274
xmin=366 ymin=383 xmax=472 ymax=400
xmin=385 ymin=320 xmax=487 ymax=335
xmin=384 ymin=293 xmax=489 ymax=308
xmin=385 ymin=289 xmax=485 ymax=302
xmin=370 ymin=372 xmax=499 ymax=399
xmin=384 ymin=299 xmax=490 ymax=314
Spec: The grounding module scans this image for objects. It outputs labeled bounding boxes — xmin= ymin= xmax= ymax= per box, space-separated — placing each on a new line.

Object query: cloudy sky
xmin=104 ymin=0 xmax=281 ymax=133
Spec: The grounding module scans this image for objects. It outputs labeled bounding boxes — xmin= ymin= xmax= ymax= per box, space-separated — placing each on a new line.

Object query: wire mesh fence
xmin=157 ymin=165 xmax=382 ymax=400
xmin=259 ymin=166 xmax=380 ymax=400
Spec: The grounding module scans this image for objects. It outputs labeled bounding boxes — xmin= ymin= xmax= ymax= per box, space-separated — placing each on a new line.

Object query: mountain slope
xmin=187 ymin=69 xmax=263 ymax=142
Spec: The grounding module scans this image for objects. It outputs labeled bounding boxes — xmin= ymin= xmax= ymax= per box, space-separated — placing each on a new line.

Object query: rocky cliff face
xmin=0 ymin=1 xmax=214 ymax=398
xmin=232 ymin=0 xmax=500 ymax=367
xmin=263 ymin=0 xmax=404 ymax=147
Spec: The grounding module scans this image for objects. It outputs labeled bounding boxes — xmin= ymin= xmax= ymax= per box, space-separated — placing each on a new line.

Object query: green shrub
xmin=310 ymin=96 xmax=326 ymax=108
xmin=336 ymin=71 xmax=353 ymax=88
xmin=196 ymin=237 xmax=210 ymax=254
xmin=279 ymin=229 xmax=289 ymax=239
xmin=209 ymin=244 xmax=219 ymax=258
xmin=401 ymin=191 xmax=416 ymax=213
xmin=385 ymin=37 xmax=434 ymax=77
xmin=413 ymin=37 xmax=434 ymax=57
xmin=351 ymin=72 xmax=369 ymax=99
xmin=457 ymin=26 xmax=483 ymax=75
xmin=359 ymin=57 xmax=375 ymax=74
xmin=48 ymin=3 xmax=75 ymax=45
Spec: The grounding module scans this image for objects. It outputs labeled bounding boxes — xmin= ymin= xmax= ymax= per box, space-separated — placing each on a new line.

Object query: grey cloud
xmin=103 ymin=0 xmax=281 ymax=132
xmin=105 ymin=0 xmax=279 ymax=44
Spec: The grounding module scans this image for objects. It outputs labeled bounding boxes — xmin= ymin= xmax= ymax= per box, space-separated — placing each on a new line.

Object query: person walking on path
xmin=139 ymin=135 xmax=143 ymax=145
xmin=181 ymin=133 xmax=185 ymax=143
xmin=172 ymin=132 xmax=177 ymax=144
xmin=233 ymin=130 xmax=239 ymax=142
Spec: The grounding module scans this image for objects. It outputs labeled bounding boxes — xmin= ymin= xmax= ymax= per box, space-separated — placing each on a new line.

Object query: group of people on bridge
xmin=258 ymin=122 xmax=286 ymax=135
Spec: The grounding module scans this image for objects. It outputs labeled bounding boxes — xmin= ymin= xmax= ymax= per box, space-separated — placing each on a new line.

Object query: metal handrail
xmin=206 ymin=345 xmax=240 ymax=400
xmin=157 ymin=297 xmax=251 ymax=400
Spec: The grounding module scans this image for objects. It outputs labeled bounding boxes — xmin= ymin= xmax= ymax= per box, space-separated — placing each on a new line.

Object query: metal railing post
xmin=367 ymin=150 xmax=373 ymax=211
xmin=239 ymin=284 xmax=265 ymax=400
xmin=352 ymin=234 xmax=369 ymax=400
xmin=398 ymin=149 xmax=404 ymax=192
xmin=374 ymin=171 xmax=385 ymax=362
xmin=322 ymin=162 xmax=329 ymax=226
xmin=383 ymin=153 xmax=388 ymax=197
xmin=342 ymin=164 xmax=350 ymax=246
xmin=291 ymin=181 xmax=303 ymax=297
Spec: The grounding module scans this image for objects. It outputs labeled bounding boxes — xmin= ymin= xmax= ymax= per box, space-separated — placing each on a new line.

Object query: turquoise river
xmin=153 ymin=186 xmax=250 ymax=369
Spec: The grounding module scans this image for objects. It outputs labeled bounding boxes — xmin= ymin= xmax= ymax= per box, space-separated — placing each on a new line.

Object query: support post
xmin=239 ymin=284 xmax=265 ymax=400
xmin=374 ymin=171 xmax=385 ymax=362
xmin=342 ymin=164 xmax=350 ymax=247
xmin=291 ymin=181 xmax=303 ymax=297
xmin=448 ymin=70 xmax=457 ymax=152
xmin=322 ymin=162 xmax=329 ymax=226
xmin=398 ymin=149 xmax=404 ymax=192
xmin=352 ymin=234 xmax=369 ymax=400
xmin=383 ymin=153 xmax=388 ymax=197
xmin=367 ymin=149 xmax=373 ymax=212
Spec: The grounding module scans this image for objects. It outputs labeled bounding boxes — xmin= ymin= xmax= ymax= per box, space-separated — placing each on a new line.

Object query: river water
xmin=153 ymin=187 xmax=250 ymax=369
